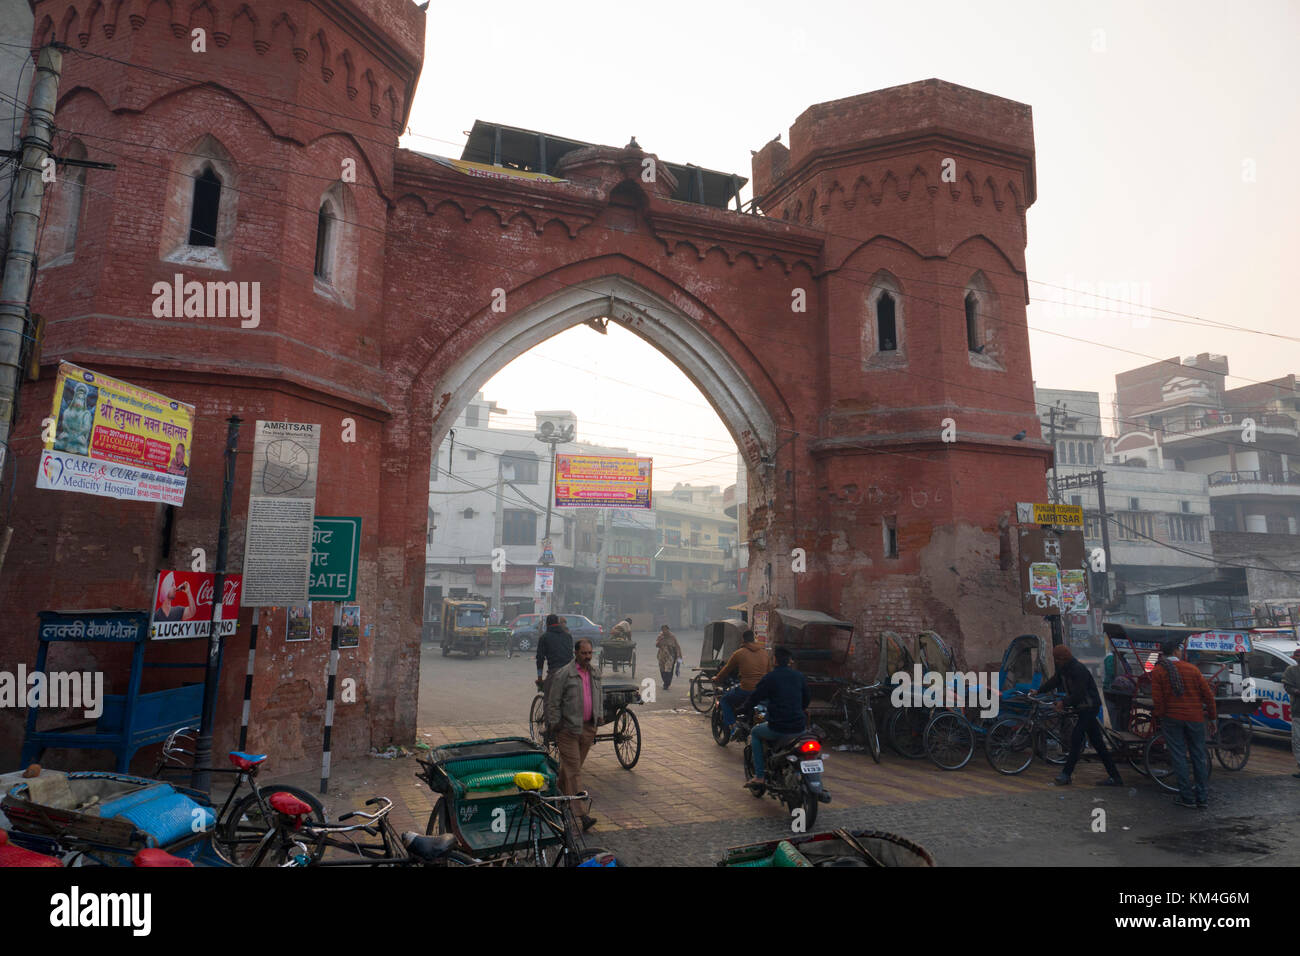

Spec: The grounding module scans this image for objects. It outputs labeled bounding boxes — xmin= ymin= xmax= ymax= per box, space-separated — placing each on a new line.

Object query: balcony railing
xmin=1164 ymin=412 xmax=1297 ymax=436
xmin=656 ymin=545 xmax=726 ymax=563
xmin=1208 ymin=470 xmax=1300 ymax=487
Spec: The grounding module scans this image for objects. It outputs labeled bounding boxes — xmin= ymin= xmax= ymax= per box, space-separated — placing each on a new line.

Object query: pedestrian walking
xmin=1150 ymin=640 xmax=1217 ymax=808
xmin=544 ymin=638 xmax=603 ymax=831
xmin=1280 ymin=647 xmax=1300 ymax=779
xmin=1035 ymin=644 xmax=1123 ymax=787
xmin=535 ymin=613 xmax=574 ymax=709
xmin=655 ymin=625 xmax=683 ymax=690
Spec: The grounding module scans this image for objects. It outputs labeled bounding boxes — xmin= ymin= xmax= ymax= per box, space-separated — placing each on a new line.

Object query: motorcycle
xmin=740 ymin=704 xmax=831 ymax=829
xmin=710 ymin=678 xmax=751 ymax=747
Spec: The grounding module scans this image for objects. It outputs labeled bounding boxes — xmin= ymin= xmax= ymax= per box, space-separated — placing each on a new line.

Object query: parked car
xmin=510 ymin=613 xmax=606 ymax=652
xmin=509 ymin=614 xmax=543 ymax=653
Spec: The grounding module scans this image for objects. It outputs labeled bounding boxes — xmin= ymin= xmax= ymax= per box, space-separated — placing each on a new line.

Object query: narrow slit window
xmin=877 ymin=292 xmax=897 ymax=351
xmin=965 ymin=293 xmax=980 ymax=351
xmin=883 ymin=515 xmax=898 ymax=558
xmin=314 ymin=205 xmax=333 ymax=279
xmin=188 ymin=166 xmax=221 ymax=247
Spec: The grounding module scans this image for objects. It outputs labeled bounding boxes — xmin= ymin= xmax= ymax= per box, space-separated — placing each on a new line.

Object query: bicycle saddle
xmin=228 ymin=751 xmax=268 ymax=771
xmin=269 ymin=792 xmax=314 ymax=817
xmin=402 ymin=832 xmax=459 ymax=861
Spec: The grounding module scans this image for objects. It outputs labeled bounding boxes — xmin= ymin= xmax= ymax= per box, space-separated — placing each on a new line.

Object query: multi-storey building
xmin=1037 ymin=386 xmax=1218 ymax=626
xmin=1107 ymin=354 xmax=1300 ymax=624
xmin=653 ymin=484 xmax=741 ymax=627
xmin=423 ymin=394 xmax=634 ymax=636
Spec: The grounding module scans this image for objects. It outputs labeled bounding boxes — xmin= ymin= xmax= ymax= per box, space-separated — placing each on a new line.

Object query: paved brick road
xmin=253 ymin=640 xmax=1299 ymax=866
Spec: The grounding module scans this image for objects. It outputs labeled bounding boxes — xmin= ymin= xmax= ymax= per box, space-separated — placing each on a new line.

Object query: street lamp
xmin=534 ymin=420 xmax=574 ymax=614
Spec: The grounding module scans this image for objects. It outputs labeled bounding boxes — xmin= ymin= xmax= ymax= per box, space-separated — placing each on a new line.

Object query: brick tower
xmin=2 ymin=0 xmax=424 ymax=768
xmin=753 ymin=80 xmax=1050 ymax=673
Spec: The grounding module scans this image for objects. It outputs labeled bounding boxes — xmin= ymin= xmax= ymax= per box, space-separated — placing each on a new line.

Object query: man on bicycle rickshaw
xmin=714 ymin=629 xmax=772 ymax=740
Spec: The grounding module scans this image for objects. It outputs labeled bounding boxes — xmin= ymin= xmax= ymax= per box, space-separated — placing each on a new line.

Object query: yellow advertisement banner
xmin=555 ymin=455 xmax=652 ymax=508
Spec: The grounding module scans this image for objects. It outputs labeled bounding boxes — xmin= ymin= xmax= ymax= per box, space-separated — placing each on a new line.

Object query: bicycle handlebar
xmin=337 ymin=797 xmax=394 ymax=824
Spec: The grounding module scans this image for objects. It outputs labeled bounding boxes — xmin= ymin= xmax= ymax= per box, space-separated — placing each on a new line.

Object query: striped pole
xmin=238 ymin=608 xmax=260 ymax=751
xmin=320 ymin=604 xmax=341 ymax=793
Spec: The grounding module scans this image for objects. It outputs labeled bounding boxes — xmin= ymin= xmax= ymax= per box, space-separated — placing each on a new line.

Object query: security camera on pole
xmin=534 ymin=418 xmax=574 ymax=616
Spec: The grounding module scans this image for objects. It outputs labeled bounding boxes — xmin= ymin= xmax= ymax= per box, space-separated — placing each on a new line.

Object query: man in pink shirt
xmin=544 ymin=638 xmax=603 ymax=830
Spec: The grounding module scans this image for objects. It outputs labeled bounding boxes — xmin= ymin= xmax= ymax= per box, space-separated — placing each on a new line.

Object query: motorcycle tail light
xmin=799 ymin=739 xmax=821 ymax=755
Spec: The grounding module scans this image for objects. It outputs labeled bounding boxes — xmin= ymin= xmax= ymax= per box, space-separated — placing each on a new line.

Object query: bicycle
xmin=982 ymin=691 xmax=1071 ymax=774
xmin=152 ymin=726 xmax=326 ymax=864
xmin=248 ymin=793 xmax=479 ymax=866
xmin=811 ymin=678 xmax=883 ymax=763
xmin=502 ymin=771 xmax=616 ymax=867
xmin=689 ymin=666 xmax=719 ymax=713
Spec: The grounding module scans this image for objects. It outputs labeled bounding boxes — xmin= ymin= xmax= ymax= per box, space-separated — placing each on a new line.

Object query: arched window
xmin=41 ymin=139 xmax=87 ymax=268
xmin=313 ymin=182 xmax=357 ymax=307
xmin=878 ymin=293 xmax=897 ymax=351
xmin=188 ymin=167 xmax=222 ymax=247
xmin=963 ymin=271 xmax=1003 ymax=370
xmin=1087 ymin=444 xmax=1094 ymax=465
xmin=1068 ymin=442 xmax=1077 ymax=464
xmin=314 ymin=203 xmax=334 ymax=279
xmin=864 ymin=272 xmax=906 ymax=369
xmin=160 ymin=135 xmax=238 ymax=269
xmin=964 ymin=292 xmax=980 ymax=351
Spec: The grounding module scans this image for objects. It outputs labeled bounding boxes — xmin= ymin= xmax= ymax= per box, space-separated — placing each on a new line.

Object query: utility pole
xmin=1094 ymin=467 xmax=1114 ymax=605
xmin=1046 ymin=401 xmax=1063 ymax=504
xmin=492 ymin=455 xmax=506 ymax=621
xmin=592 ymin=508 xmax=611 ymax=625
xmin=0 ymin=45 xmax=61 ymax=500
xmin=192 ymin=416 xmax=241 ymax=794
xmin=533 ymin=420 xmax=572 ymax=616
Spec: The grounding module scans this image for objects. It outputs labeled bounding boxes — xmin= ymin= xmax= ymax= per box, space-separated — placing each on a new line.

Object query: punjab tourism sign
xmin=1016 ymin=502 xmax=1084 ymax=527
xmin=555 ymin=455 xmax=652 ymax=508
xmin=37 ymin=362 xmax=195 ymax=506
xmin=241 ymin=421 xmax=321 ymax=607
xmin=149 ymin=570 xmax=243 ymax=640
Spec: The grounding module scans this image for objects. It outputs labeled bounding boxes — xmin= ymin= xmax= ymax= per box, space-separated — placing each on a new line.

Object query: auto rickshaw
xmin=440 ymin=598 xmax=488 ymax=658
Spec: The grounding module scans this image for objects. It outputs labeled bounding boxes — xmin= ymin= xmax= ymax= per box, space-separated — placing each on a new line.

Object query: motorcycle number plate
xmin=799 ymin=760 xmax=824 ymax=774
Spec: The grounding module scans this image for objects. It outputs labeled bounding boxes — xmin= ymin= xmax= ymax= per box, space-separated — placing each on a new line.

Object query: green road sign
xmin=309 ymin=516 xmax=361 ymax=601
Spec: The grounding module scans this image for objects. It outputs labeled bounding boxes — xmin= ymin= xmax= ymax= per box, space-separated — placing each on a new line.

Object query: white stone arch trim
xmin=41 ymin=139 xmax=88 ymax=268
xmin=313 ymin=180 xmax=358 ymax=308
xmin=963 ymin=269 xmax=1004 ymax=371
xmin=863 ymin=270 xmax=906 ymax=370
xmin=159 ymin=133 xmax=239 ymax=270
xmin=425 ymin=275 xmax=777 ymax=469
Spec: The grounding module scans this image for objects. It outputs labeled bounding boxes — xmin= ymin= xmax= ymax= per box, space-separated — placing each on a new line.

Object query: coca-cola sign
xmin=149 ymin=569 xmax=244 ymax=641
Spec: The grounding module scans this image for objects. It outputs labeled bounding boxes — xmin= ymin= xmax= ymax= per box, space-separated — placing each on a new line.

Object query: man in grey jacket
xmin=545 ymin=638 xmax=603 ymax=830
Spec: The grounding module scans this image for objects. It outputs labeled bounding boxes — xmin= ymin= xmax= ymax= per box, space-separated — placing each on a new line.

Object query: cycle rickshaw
xmin=597 ymin=636 xmax=636 ymax=675
xmin=689 ymin=618 xmax=748 ymax=713
xmin=528 ymin=681 xmax=644 ymax=770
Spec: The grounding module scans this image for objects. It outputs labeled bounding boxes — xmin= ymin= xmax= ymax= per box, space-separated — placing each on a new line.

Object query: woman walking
xmin=656 ymin=625 xmax=683 ymax=690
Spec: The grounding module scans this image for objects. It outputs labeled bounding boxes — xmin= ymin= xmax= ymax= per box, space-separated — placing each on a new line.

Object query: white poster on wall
xmin=241 ymin=421 xmax=321 ymax=606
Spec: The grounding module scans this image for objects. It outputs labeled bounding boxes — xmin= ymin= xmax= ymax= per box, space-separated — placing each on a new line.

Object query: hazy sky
xmin=401 ymin=0 xmax=1299 ymax=486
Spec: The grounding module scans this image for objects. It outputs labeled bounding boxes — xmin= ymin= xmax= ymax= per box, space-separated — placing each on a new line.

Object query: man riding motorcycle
xmin=739 ymin=646 xmax=810 ymax=788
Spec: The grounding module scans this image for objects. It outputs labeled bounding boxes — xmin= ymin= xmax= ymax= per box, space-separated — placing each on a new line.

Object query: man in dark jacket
xmin=1036 ymin=644 xmax=1122 ymax=787
xmin=536 ymin=614 xmax=574 ymax=690
xmin=740 ymin=646 xmax=810 ymax=787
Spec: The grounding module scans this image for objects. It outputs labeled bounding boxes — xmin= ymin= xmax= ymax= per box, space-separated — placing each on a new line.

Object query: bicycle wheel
xmin=886 ymin=707 xmax=928 ymax=759
xmin=690 ymin=677 xmax=714 ymax=713
xmin=856 ymin=707 xmax=882 ymax=763
xmin=220 ymin=786 xmax=325 ymax=866
xmin=1144 ymin=735 xmax=1178 ymax=792
xmin=1034 ymin=711 xmax=1073 ymax=765
xmin=529 ymin=694 xmax=546 ymax=744
xmin=1215 ymin=718 xmax=1251 ymax=771
xmin=985 ymin=717 xmax=1034 ymax=775
xmin=613 ymin=708 xmax=641 ymax=769
xmin=425 ymin=796 xmax=452 ymax=836
xmin=711 ymin=703 xmax=730 ymax=746
xmin=924 ymin=711 xmax=974 ymax=770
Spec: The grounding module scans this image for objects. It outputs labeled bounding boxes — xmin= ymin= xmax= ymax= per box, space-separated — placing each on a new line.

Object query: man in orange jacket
xmin=1150 ymin=641 xmax=1218 ymax=808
